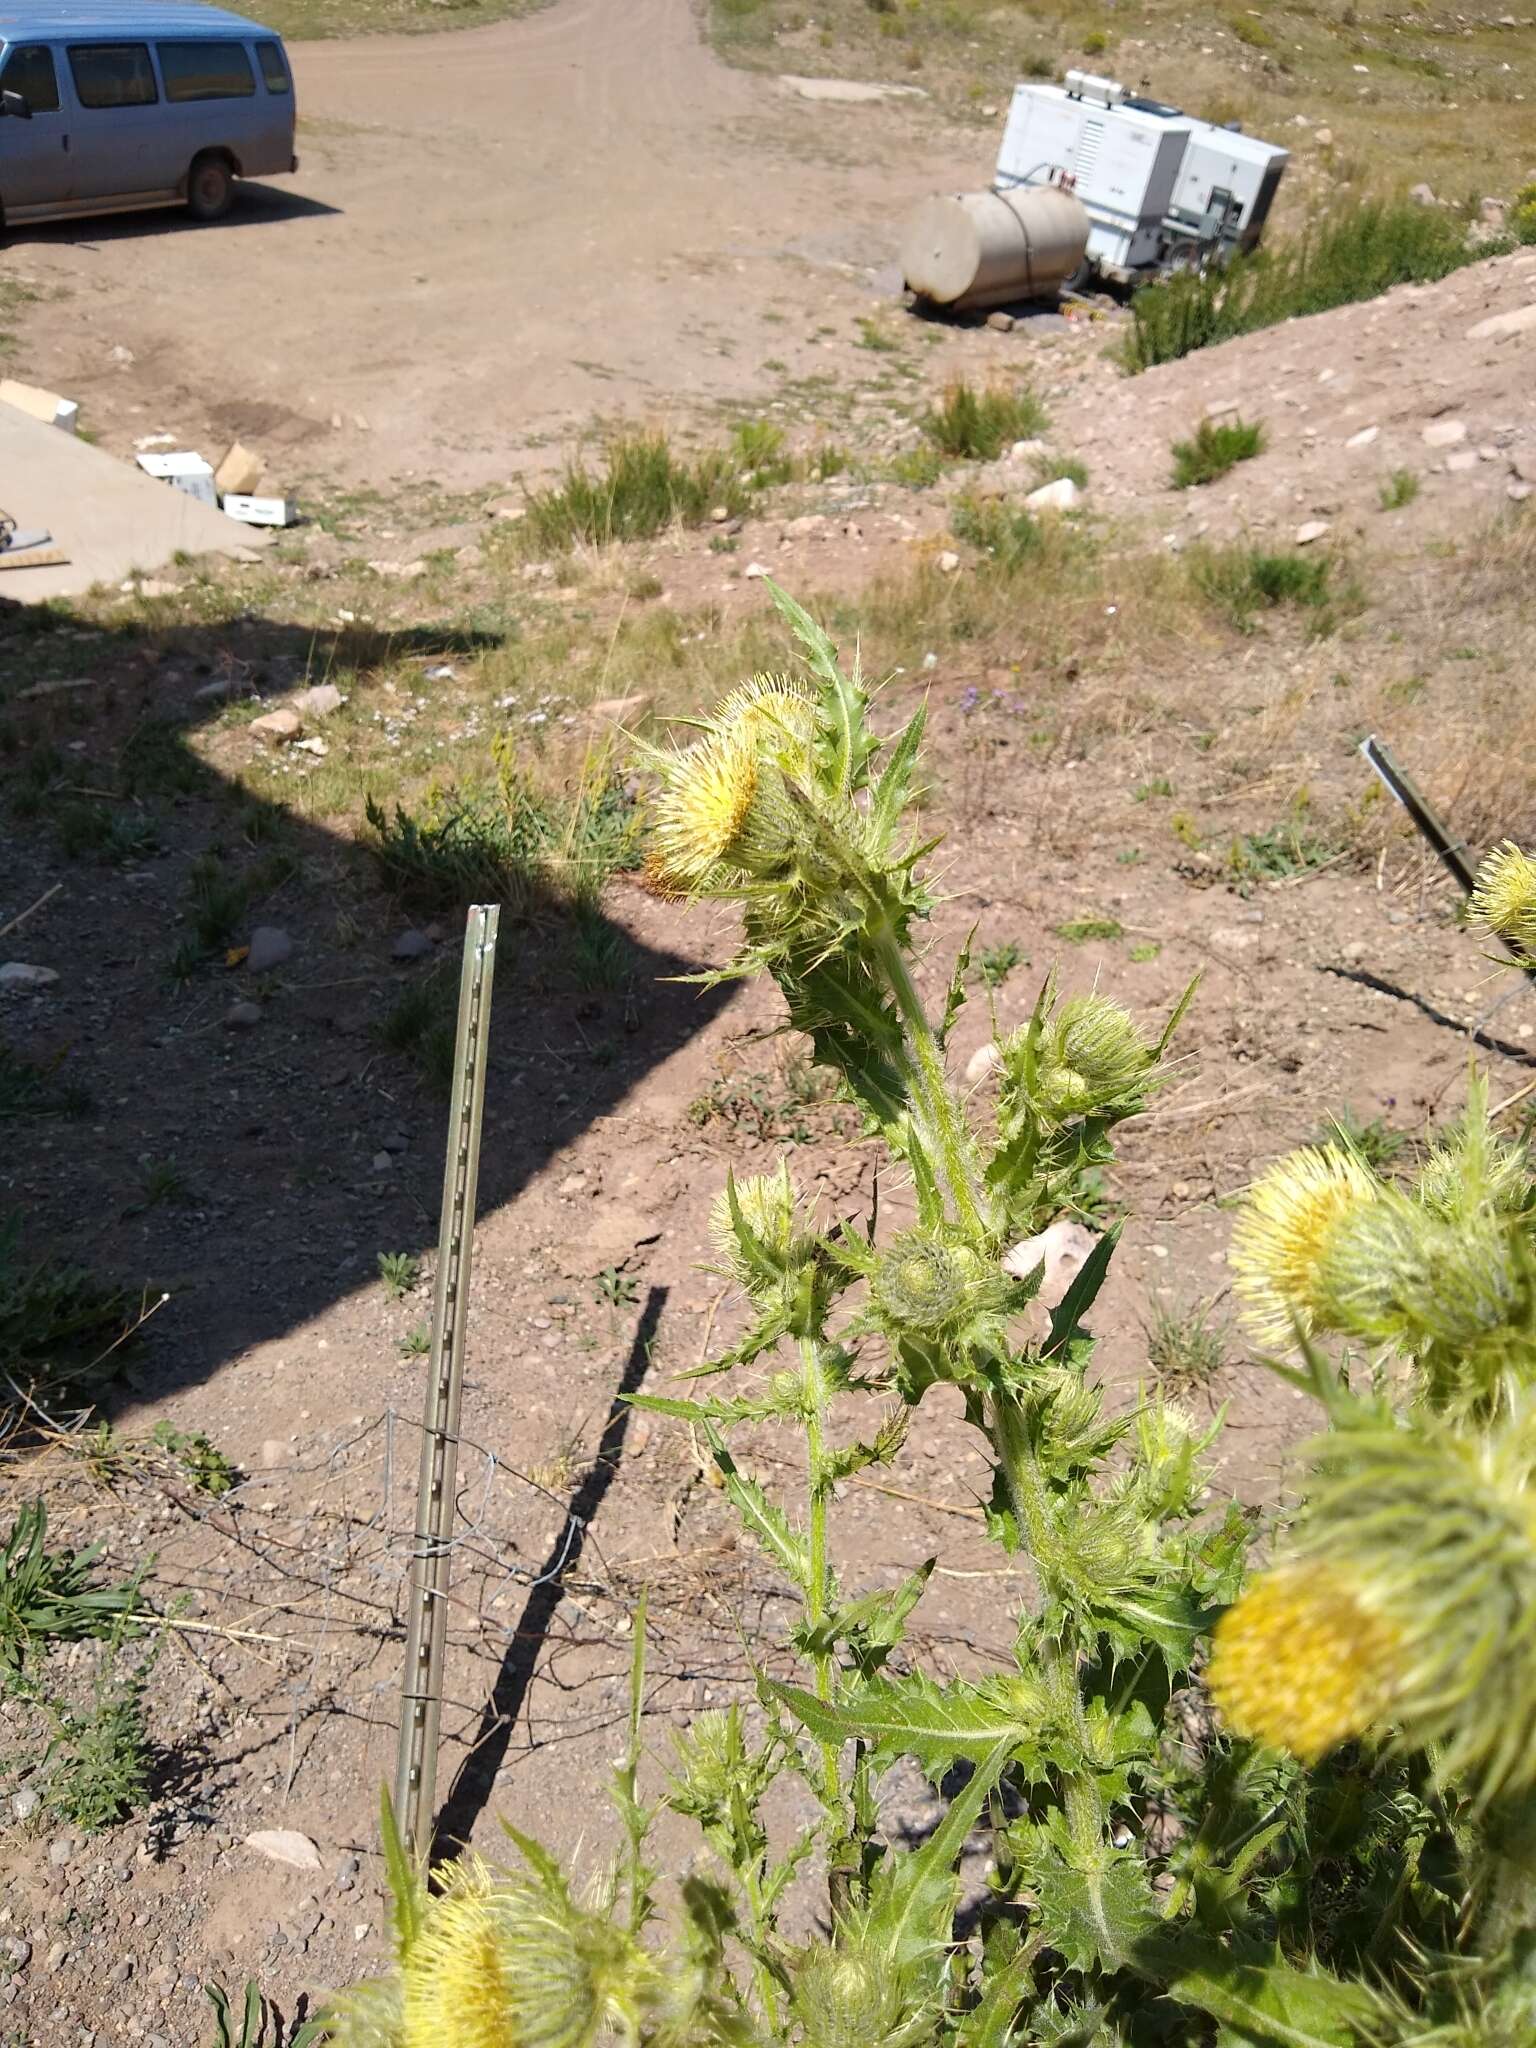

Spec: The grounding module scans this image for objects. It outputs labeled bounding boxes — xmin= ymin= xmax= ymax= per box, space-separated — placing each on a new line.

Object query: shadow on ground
xmin=0 ymin=598 xmax=729 ymax=1425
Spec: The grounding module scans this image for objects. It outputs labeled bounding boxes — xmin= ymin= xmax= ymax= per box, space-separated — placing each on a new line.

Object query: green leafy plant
xmin=1054 ymin=914 xmax=1124 ymax=942
xmin=977 ymin=940 xmax=1026 ymax=988
xmin=42 ymin=1631 xmax=156 ymax=1832
xmin=377 ymin=1251 xmax=420 ymax=1301
xmin=151 ymin=1421 xmax=239 ymax=1498
xmin=1145 ymin=1294 xmax=1230 ymax=1398
xmin=205 ymin=1979 xmax=330 ymax=2047
xmin=1192 ymin=545 xmax=1338 ymax=632
xmin=593 ymin=1266 xmax=640 ymax=1310
xmin=921 ymin=379 xmax=1046 ymax=460
xmin=1511 ymin=181 xmax=1536 ymax=244
xmin=1170 ymin=416 xmax=1267 ymax=488
xmin=309 ymin=597 xmax=1536 ymax=2048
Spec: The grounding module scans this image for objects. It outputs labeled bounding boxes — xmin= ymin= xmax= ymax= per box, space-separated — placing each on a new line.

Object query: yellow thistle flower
xmin=1470 ymin=840 xmax=1536 ymax=959
xmin=1207 ymin=1564 xmax=1400 ymax=1764
xmin=1229 ymin=1145 xmax=1380 ymax=1345
xmin=646 ymin=725 xmax=759 ymax=895
xmin=714 ymin=672 xmax=816 ymax=755
xmin=401 ymin=1870 xmax=516 ymax=2048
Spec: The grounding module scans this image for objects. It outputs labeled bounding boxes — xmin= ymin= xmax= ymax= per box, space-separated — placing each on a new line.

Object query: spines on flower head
xmin=709 ymin=1163 xmax=815 ymax=1305
xmin=1206 ymin=1562 xmax=1399 ymax=1764
xmin=646 ymin=722 xmax=762 ymax=896
xmin=1229 ymin=1145 xmax=1381 ymax=1345
xmin=1471 ymin=840 xmax=1536 ymax=961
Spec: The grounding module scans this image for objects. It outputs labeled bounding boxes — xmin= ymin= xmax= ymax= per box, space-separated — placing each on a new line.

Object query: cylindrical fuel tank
xmin=901 ymin=185 xmax=1091 ymax=310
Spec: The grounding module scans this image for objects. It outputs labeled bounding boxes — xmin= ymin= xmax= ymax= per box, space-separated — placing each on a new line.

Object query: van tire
xmin=186 ymin=153 xmax=234 ymax=223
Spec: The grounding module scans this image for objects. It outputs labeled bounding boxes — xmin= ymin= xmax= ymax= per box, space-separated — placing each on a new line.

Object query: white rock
xmin=743 ymin=561 xmax=772 ymax=580
xmin=249 ymin=708 xmax=302 ymax=745
xmin=244 ymin=1829 xmax=322 ymax=1872
xmin=224 ymin=1001 xmax=262 ymax=1030
xmin=292 ymin=736 xmax=329 ymax=756
xmin=1444 ymin=449 xmax=1479 ymax=473
xmin=1007 ymin=437 xmax=1047 ymax=462
xmin=1314 ymin=126 xmax=1333 ymax=145
xmin=1510 ymin=481 xmax=1535 ymax=503
xmin=1344 ymin=424 xmax=1379 ymax=448
xmin=391 ymin=930 xmax=433 ymax=961
xmin=290 ymin=683 xmax=345 ymax=718
xmin=11 ymin=1788 xmax=40 ymax=1822
xmin=1466 ymin=304 xmax=1536 ymax=343
xmin=964 ymin=1042 xmax=1001 ymax=1085
xmin=1003 ymin=1219 xmax=1098 ymax=1306
xmin=1294 ymin=520 xmax=1332 ymax=544
xmin=1025 ymin=476 xmax=1081 ymax=513
xmin=0 ymin=962 xmax=59 ymax=990
xmin=246 ymin=927 xmax=293 ymax=974
xmin=1421 ymin=418 xmax=1467 ymax=448
xmin=936 ymin=549 xmax=962 ymax=574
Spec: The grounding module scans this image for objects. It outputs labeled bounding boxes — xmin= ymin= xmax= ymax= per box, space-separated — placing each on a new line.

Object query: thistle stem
xmin=987 ymin=1386 xmax=1057 ymax=1572
xmin=801 ymin=1336 xmax=841 ymax=1809
xmin=871 ymin=924 xmax=988 ymax=1240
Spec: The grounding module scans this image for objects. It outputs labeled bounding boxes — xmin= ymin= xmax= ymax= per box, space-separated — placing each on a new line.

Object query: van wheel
xmin=186 ymin=153 xmax=234 ymax=223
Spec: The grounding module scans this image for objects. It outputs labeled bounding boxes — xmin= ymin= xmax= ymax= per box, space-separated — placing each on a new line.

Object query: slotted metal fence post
xmin=394 ymin=903 xmax=499 ymax=1858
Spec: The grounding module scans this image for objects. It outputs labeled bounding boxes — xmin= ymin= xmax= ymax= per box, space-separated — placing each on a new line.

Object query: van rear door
xmin=0 ymin=42 xmax=71 ymax=212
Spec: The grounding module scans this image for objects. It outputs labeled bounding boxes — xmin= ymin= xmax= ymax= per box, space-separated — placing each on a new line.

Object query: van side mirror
xmin=0 ymin=89 xmax=34 ymax=120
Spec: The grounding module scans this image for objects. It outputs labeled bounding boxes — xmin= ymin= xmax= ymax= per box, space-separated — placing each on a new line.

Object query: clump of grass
xmin=887 ymin=445 xmax=946 ymax=488
xmin=1514 ymin=183 xmax=1536 ymax=245
xmin=1030 ymin=453 xmax=1089 ymax=491
xmin=43 ymin=1640 xmax=155 ymax=1832
xmin=1170 ymin=417 xmax=1266 ymax=489
xmin=1227 ymin=13 xmax=1274 ymax=47
xmin=950 ymin=495 xmax=1046 ymax=573
xmin=365 ymin=748 xmax=642 ymax=916
xmin=1191 ymin=546 xmax=1335 ymax=631
xmin=1124 ymin=199 xmax=1492 ymax=371
xmin=184 ymin=855 xmax=249 ymax=951
xmin=1379 ymin=468 xmax=1420 ymax=511
xmin=1055 ymin=916 xmax=1123 ymax=943
xmin=378 ymin=1251 xmax=420 ymax=1300
xmin=1145 ymin=1297 xmax=1229 ymax=1397
xmin=1314 ymin=1106 xmax=1410 ymax=1170
xmin=921 ymin=379 xmax=1046 ymax=461
xmin=0 ymin=1222 xmax=132 ymax=1410
xmin=1082 ymin=27 xmax=1111 ymax=54
xmin=0 ymin=1043 xmax=93 ymax=1122
xmin=522 ymin=430 xmax=752 ymax=550
xmin=1227 ymin=816 xmax=1341 ymax=893
xmin=1 ymin=1501 xmax=139 ymax=1683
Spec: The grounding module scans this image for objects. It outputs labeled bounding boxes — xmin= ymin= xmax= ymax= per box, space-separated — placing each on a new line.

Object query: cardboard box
xmin=221 ymin=493 xmax=299 ymax=528
xmin=214 ymin=441 xmax=264 ymax=496
xmin=135 ymin=451 xmax=218 ymax=507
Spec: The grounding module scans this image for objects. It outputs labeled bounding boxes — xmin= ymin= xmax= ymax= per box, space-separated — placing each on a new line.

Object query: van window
xmin=68 ymin=43 xmax=158 ymax=109
xmin=255 ymin=40 xmax=290 ymax=94
xmin=157 ymin=40 xmax=255 ymax=101
xmin=0 ymin=43 xmax=61 ymax=113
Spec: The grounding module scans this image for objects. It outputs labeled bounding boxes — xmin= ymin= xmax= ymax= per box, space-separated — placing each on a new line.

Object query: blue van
xmin=0 ymin=2 xmax=296 ymax=227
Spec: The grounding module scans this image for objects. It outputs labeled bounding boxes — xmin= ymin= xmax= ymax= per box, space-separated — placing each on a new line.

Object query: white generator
xmin=994 ymin=71 xmax=1288 ymax=286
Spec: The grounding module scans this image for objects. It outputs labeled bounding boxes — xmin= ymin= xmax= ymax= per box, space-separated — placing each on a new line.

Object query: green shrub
xmin=1124 ymin=198 xmax=1490 ymax=370
xmin=1514 ymin=182 xmax=1536 ymax=244
xmin=1379 ymin=467 xmax=1420 ymax=511
xmin=950 ymin=493 xmax=1046 ymax=572
xmin=921 ymin=378 xmax=1046 ymax=460
xmin=522 ymin=431 xmax=751 ymax=550
xmin=1228 ymin=11 xmax=1274 ymax=46
xmin=1 ymin=1501 xmax=139 ymax=1683
xmin=1170 ymin=415 xmax=1266 ymax=488
xmin=1192 ymin=544 xmax=1335 ymax=629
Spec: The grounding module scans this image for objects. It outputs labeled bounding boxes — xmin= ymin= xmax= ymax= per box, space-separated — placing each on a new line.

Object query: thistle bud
xmin=709 ymin=1163 xmax=813 ymax=1304
xmin=871 ymin=1229 xmax=999 ymax=1340
xmin=1207 ymin=1563 xmax=1400 ymax=1764
xmin=790 ymin=1942 xmax=917 ymax=2048
xmin=1229 ymin=1145 xmax=1381 ymax=1345
xmin=1470 ymin=840 xmax=1536 ymax=961
xmin=1314 ymin=1193 xmax=1528 ymax=1356
xmin=1003 ymin=992 xmax=1158 ymax=1127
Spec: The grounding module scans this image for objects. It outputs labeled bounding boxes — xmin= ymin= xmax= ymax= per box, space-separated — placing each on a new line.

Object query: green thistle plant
xmin=311 ymin=608 xmax=1536 ymax=2048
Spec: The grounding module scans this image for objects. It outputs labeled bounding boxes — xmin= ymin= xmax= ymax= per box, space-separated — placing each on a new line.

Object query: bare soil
xmin=2 ymin=4 xmax=1536 ymax=2043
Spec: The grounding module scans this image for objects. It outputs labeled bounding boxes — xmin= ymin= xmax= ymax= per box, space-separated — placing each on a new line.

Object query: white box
xmin=221 ymin=493 xmax=299 ymax=528
xmin=135 ymin=450 xmax=217 ymax=507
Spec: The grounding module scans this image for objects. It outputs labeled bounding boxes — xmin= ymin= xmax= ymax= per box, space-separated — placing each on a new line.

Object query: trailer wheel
xmin=1062 ymin=256 xmax=1094 ymax=295
xmin=186 ymin=152 xmax=234 ymax=223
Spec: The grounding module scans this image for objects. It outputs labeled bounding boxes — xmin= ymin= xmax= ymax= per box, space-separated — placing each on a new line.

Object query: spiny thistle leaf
xmin=707 ymin=1431 xmax=811 ymax=1590
xmin=766 ymin=1673 xmax=1045 ymax=1776
xmin=1162 ymin=1937 xmax=1385 ymax=2048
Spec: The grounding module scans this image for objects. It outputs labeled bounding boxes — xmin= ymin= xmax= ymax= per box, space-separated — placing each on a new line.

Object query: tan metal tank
xmin=901 ymin=185 xmax=1091 ymax=311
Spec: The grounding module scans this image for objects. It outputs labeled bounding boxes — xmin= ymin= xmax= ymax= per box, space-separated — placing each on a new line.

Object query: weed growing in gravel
xmin=1315 ymin=1105 xmax=1410 ymax=1171
xmin=1192 ymin=544 xmax=1338 ymax=631
xmin=1054 ymin=913 xmax=1124 ymax=942
xmin=522 ymin=430 xmax=754 ymax=550
xmin=42 ymin=1633 xmax=156 ymax=1832
xmin=1124 ymin=197 xmax=1496 ymax=369
xmin=950 ymin=494 xmax=1046 ymax=572
xmin=398 ymin=1325 xmax=431 ymax=1359
xmin=1379 ymin=467 xmax=1420 ymax=511
xmin=0 ymin=1502 xmax=139 ymax=1683
xmin=593 ymin=1266 xmax=640 ymax=1311
xmin=977 ymin=939 xmax=1026 ymax=987
xmin=1512 ymin=181 xmax=1536 ymax=243
xmin=921 ymin=377 xmax=1046 ymax=460
xmin=1170 ymin=415 xmax=1266 ymax=489
xmin=376 ymin=1251 xmax=420 ymax=1300
xmin=1227 ymin=813 xmax=1341 ymax=892
xmin=1145 ymin=1294 xmax=1230 ymax=1397
xmin=151 ymin=1422 xmax=239 ymax=1498
xmin=0 ymin=1043 xmax=92 ymax=1121
xmin=203 ymin=1981 xmax=328 ymax=2048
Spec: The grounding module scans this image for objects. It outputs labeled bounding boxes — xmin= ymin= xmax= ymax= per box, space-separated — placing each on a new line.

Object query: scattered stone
xmin=44 ymin=1940 xmax=68 ymax=1974
xmin=708 ymin=505 xmax=731 ymax=524
xmin=586 ymin=692 xmax=652 ymax=729
xmin=223 ymin=1000 xmax=263 ymax=1031
xmin=1209 ymin=923 xmax=1260 ymax=952
xmin=1314 ymin=125 xmax=1333 ymax=146
xmin=1344 ymin=424 xmax=1379 ymax=448
xmin=293 ymin=733 xmax=328 ymax=757
xmin=1513 ymin=451 xmax=1536 ymax=484
xmin=0 ymin=1937 xmax=31 ymax=1971
xmin=392 ymin=929 xmax=433 ymax=961
xmin=1006 ymin=437 xmax=1047 ymax=462
xmin=1408 ymin=182 xmax=1436 ymax=205
xmin=380 ymin=1131 xmax=409 ymax=1155
xmin=1467 ymin=304 xmax=1536 ymax=343
xmin=1421 ymin=418 xmax=1467 ymax=448
xmin=372 ymin=1150 xmax=393 ymax=1173
xmin=47 ymin=1837 xmax=74 ymax=1866
xmin=1294 ymin=519 xmax=1332 ymax=544
xmin=936 ymin=549 xmax=961 ymax=574
xmin=742 ymin=561 xmax=772 ymax=579
xmin=1025 ymin=476 xmax=1080 ymax=513
xmin=964 ymin=1042 xmax=1000 ymax=1085
xmin=1444 ymin=449 xmax=1479 ymax=473
xmin=107 ymin=1959 xmax=132 ymax=1986
xmin=290 ymin=683 xmax=345 ymax=718
xmin=244 ymin=1829 xmax=323 ymax=1872
xmin=0 ymin=963 xmax=59 ymax=990
xmin=245 ymin=927 xmax=293 ymax=974
xmin=985 ymin=310 xmax=1014 ymax=332
xmin=1002 ymin=1219 xmax=1097 ymax=1305
xmin=1480 ymin=196 xmax=1508 ymax=229
xmin=16 ymin=676 xmax=97 ymax=701
xmin=1511 ymin=481 xmax=1535 ymax=503
xmin=12 ymin=1787 xmax=40 ymax=1822
xmin=334 ymin=1854 xmax=361 ymax=1894
xmin=249 ymin=708 xmax=302 ymax=745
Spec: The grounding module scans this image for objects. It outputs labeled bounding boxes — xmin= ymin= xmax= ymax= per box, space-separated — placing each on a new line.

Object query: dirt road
xmin=4 ymin=0 xmax=970 ymax=489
